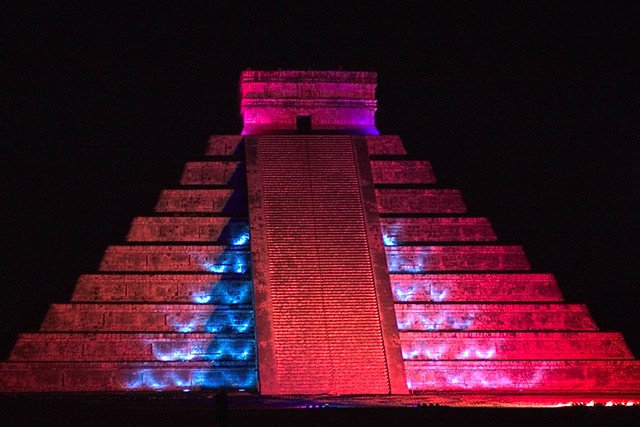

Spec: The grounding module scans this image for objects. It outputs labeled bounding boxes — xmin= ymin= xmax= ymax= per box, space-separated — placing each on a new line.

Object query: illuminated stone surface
xmin=386 ymin=245 xmax=530 ymax=271
xmin=399 ymin=332 xmax=634 ymax=360
xmin=72 ymin=274 xmax=252 ymax=304
xmin=395 ymin=304 xmax=597 ymax=331
xmin=245 ymin=135 xmax=406 ymax=395
xmin=155 ymin=189 xmax=247 ymax=213
xmin=126 ymin=217 xmax=250 ymax=243
xmin=376 ymin=189 xmax=467 ymax=213
xmin=381 ymin=217 xmax=496 ymax=242
xmin=1 ymin=70 xmax=638 ymax=399
xmin=240 ymin=70 xmax=378 ymax=135
xmin=10 ymin=333 xmax=255 ymax=362
xmin=371 ymin=160 xmax=435 ymax=184
xmin=180 ymin=161 xmax=246 ymax=186
xmin=390 ymin=273 xmax=563 ymax=302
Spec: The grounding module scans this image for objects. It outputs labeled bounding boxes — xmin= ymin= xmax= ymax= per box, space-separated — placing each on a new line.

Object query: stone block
xmin=9 ymin=333 xmax=255 ymax=362
xmin=386 ymin=246 xmax=530 ymax=271
xmin=404 ymin=360 xmax=640 ymax=392
xmin=180 ymin=161 xmax=245 ymax=185
xmin=376 ymin=189 xmax=466 ymax=213
xmin=365 ymin=135 xmax=407 ymax=155
xmin=126 ymin=217 xmax=249 ymax=242
xmin=390 ymin=273 xmax=563 ymax=302
xmin=399 ymin=332 xmax=634 ymax=360
xmin=370 ymin=160 xmax=435 ymax=184
xmin=205 ymin=135 xmax=244 ymax=156
xmin=0 ymin=362 xmax=257 ymax=391
xmin=99 ymin=246 xmax=251 ymax=273
xmin=155 ymin=189 xmax=247 ymax=213
xmin=9 ymin=335 xmax=84 ymax=361
xmin=41 ymin=305 xmax=105 ymax=331
xmin=395 ymin=303 xmax=598 ymax=331
xmin=39 ymin=303 xmax=254 ymax=333
xmin=72 ymin=274 xmax=253 ymax=304
xmin=381 ymin=217 xmax=496 ymax=242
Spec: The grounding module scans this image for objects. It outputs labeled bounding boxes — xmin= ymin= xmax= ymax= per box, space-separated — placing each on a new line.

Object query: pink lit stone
xmin=2 ymin=70 xmax=639 ymax=401
xmin=240 ymin=70 xmax=379 ymax=135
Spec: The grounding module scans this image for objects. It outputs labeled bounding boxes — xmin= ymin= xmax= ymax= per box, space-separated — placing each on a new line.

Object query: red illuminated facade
xmin=1 ymin=71 xmax=639 ymax=405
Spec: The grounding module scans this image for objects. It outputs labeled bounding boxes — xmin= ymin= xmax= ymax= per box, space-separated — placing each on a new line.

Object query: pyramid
xmin=1 ymin=70 xmax=638 ymax=401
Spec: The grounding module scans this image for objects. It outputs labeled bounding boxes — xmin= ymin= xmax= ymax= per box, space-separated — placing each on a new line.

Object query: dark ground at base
xmin=1 ymin=395 xmax=639 ymax=426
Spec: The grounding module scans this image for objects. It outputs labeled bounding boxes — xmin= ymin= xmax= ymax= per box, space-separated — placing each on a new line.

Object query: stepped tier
xmin=205 ymin=135 xmax=245 ymax=156
xmin=180 ymin=161 xmax=246 ymax=186
xmin=180 ymin=159 xmax=435 ymax=186
xmin=99 ymin=245 xmax=251 ymax=273
xmin=0 ymin=361 xmax=256 ymax=392
xmin=405 ymin=360 xmax=640 ymax=392
xmin=399 ymin=332 xmax=633 ymax=360
xmin=381 ymin=217 xmax=496 ymax=242
xmin=40 ymin=304 xmax=255 ymax=333
xmin=390 ymin=273 xmax=563 ymax=302
xmin=9 ymin=333 xmax=255 ymax=362
xmin=370 ymin=160 xmax=435 ymax=184
xmin=202 ymin=135 xmax=412 ymax=157
xmin=365 ymin=135 xmax=407 ymax=155
xmin=72 ymin=274 xmax=252 ymax=304
xmin=2 ymin=123 xmax=638 ymax=399
xmin=155 ymin=189 xmax=248 ymax=213
xmin=126 ymin=217 xmax=250 ymax=243
xmin=3 ymin=69 xmax=638 ymax=400
xmin=376 ymin=189 xmax=466 ymax=213
xmin=395 ymin=304 xmax=597 ymax=331
xmin=386 ymin=246 xmax=530 ymax=271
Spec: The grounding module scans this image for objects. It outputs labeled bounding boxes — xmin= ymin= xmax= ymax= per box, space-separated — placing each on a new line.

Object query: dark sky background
xmin=1 ymin=4 xmax=638 ymax=359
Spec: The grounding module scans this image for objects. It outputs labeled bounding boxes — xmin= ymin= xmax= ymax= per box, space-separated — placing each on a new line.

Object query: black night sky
xmin=1 ymin=2 xmax=638 ymax=368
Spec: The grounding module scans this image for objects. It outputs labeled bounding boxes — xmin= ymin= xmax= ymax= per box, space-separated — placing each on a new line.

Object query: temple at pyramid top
xmin=240 ymin=70 xmax=379 ymax=135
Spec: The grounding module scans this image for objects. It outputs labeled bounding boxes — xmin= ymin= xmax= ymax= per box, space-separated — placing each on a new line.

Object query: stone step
xmin=205 ymin=135 xmax=244 ymax=156
xmin=178 ymin=159 xmax=437 ymax=186
xmin=376 ymin=189 xmax=466 ymax=213
xmin=180 ymin=161 xmax=245 ymax=186
xmin=365 ymin=135 xmax=407 ymax=155
xmin=370 ymin=160 xmax=435 ymax=184
xmin=404 ymin=360 xmax=640 ymax=392
xmin=390 ymin=273 xmax=563 ymax=302
xmin=72 ymin=274 xmax=253 ymax=304
xmin=247 ymin=134 xmax=401 ymax=395
xmin=99 ymin=245 xmax=251 ymax=273
xmin=9 ymin=333 xmax=256 ymax=362
xmin=386 ymin=246 xmax=530 ymax=272
xmin=399 ymin=332 xmax=633 ymax=360
xmin=381 ymin=217 xmax=496 ymax=243
xmin=0 ymin=361 xmax=257 ymax=392
xmin=40 ymin=303 xmax=254 ymax=333
xmin=155 ymin=189 xmax=248 ymax=213
xmin=395 ymin=303 xmax=598 ymax=331
xmin=126 ymin=217 xmax=250 ymax=243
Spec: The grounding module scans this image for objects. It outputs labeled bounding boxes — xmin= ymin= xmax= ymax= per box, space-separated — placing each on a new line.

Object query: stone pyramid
xmin=1 ymin=71 xmax=638 ymax=401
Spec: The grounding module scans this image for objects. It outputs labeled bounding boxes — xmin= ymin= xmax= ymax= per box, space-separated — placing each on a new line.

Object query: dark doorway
xmin=296 ymin=115 xmax=311 ymax=134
